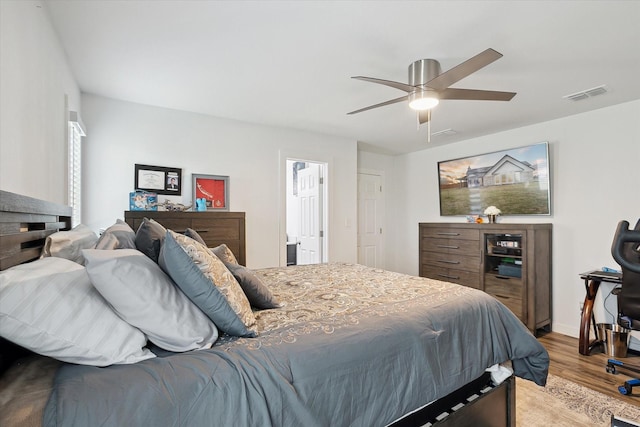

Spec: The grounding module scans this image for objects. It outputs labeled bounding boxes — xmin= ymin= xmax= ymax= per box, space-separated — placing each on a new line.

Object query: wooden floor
xmin=538 ymin=331 xmax=640 ymax=405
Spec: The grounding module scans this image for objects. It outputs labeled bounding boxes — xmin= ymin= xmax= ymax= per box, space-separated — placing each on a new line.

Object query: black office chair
xmin=606 ymin=219 xmax=640 ymax=395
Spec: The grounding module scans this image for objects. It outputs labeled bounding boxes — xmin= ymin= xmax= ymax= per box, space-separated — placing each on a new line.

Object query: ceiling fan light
xmin=408 ymin=91 xmax=440 ymax=110
xmin=409 ymin=97 xmax=439 ymax=110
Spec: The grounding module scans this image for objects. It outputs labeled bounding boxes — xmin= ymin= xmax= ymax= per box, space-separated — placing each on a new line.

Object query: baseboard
xmin=550 ymin=323 xmax=578 ymax=338
xmin=548 ymin=322 xmax=640 ymax=351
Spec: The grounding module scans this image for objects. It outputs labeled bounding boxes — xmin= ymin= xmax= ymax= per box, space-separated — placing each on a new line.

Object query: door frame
xmin=295 ymin=162 xmax=324 ymax=265
xmin=279 ymin=149 xmax=331 ymax=267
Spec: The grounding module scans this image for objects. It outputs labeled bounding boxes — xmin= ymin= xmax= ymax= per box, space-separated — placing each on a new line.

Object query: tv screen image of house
xmin=437 ymin=141 xmax=550 ymax=216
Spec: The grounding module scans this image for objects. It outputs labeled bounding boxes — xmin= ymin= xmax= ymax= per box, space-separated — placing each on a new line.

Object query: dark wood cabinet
xmin=124 ymin=211 xmax=246 ymax=266
xmin=419 ymin=222 xmax=552 ymax=334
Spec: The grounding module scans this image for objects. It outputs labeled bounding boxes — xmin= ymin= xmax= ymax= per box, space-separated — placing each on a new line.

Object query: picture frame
xmin=437 ymin=141 xmax=551 ymax=216
xmin=192 ymin=174 xmax=229 ymax=211
xmin=134 ymin=164 xmax=182 ymax=196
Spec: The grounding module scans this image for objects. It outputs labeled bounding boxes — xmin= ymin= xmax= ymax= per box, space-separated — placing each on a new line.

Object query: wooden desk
xmin=578 ymin=270 xmax=623 ymax=355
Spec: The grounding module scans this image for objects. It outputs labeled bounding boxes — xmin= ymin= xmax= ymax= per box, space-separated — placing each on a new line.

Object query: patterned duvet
xmin=43 ymin=263 xmax=548 ymax=426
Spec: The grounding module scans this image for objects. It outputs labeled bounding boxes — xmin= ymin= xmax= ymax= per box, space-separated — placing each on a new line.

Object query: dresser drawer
xmin=491 ymin=294 xmax=523 ymax=320
xmin=421 ymin=251 xmax=480 ymax=273
xmin=193 ymin=219 xmax=241 ymax=239
xmin=420 ymin=227 xmax=479 ymax=241
xmin=422 ymin=265 xmax=481 ymax=289
xmin=484 ymin=274 xmax=524 ymax=319
xmin=155 ymin=218 xmax=192 ymax=233
xmin=421 ymin=237 xmax=479 ymax=256
xmin=484 ymin=274 xmax=523 ymax=298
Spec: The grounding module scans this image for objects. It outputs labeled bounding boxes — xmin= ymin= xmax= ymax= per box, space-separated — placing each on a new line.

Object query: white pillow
xmin=83 ymin=249 xmax=218 ymax=352
xmin=41 ymin=224 xmax=98 ymax=264
xmin=0 ymin=257 xmax=155 ymax=366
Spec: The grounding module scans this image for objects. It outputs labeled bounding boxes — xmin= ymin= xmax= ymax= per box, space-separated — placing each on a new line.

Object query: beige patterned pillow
xmin=160 ymin=231 xmax=256 ymax=336
xmin=211 ymin=244 xmax=239 ymax=265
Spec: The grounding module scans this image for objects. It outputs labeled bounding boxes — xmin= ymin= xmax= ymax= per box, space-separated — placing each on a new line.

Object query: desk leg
xmin=579 ymin=279 xmax=601 ymax=355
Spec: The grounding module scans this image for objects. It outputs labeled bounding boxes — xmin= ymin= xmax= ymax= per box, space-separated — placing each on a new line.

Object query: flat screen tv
xmin=437 ymin=142 xmax=551 ymax=216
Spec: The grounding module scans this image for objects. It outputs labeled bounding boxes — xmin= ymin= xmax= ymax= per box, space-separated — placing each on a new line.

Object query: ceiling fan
xmin=347 ymin=48 xmax=516 ymax=136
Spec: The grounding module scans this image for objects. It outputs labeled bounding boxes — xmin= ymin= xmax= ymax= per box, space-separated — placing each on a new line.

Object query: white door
xmin=297 ymin=164 xmax=322 ymax=265
xmin=358 ymin=173 xmax=383 ymax=268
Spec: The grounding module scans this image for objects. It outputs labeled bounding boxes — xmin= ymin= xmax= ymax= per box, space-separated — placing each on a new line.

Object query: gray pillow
xmin=225 ymin=263 xmax=281 ymax=309
xmin=95 ymin=219 xmax=136 ymax=250
xmin=83 ymin=248 xmax=219 ymax=351
xmin=0 ymin=257 xmax=154 ymax=366
xmin=135 ymin=218 xmax=167 ymax=263
xmin=184 ymin=228 xmax=207 ymax=246
xmin=41 ymin=224 xmax=98 ymax=264
xmin=159 ymin=231 xmax=257 ymax=337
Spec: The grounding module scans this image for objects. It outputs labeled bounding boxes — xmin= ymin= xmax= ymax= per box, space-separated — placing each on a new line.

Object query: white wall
xmin=81 ymin=94 xmax=358 ymax=269
xmin=360 ymin=99 xmax=640 ymax=338
xmin=0 ymin=0 xmax=80 ymax=204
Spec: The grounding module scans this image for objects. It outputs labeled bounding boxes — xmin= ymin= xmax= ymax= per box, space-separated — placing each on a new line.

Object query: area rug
xmin=517 ymin=374 xmax=640 ymax=426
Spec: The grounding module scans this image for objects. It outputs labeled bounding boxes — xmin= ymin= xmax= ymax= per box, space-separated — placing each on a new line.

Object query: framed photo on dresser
xmin=192 ymin=174 xmax=229 ymax=211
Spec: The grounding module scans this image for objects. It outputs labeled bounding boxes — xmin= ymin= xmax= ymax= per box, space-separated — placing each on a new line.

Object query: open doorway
xmin=285 ymin=159 xmax=328 ymax=265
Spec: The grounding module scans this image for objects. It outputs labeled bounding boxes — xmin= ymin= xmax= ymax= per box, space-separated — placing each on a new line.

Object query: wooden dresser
xmin=124 ymin=211 xmax=246 ymax=266
xmin=419 ymin=222 xmax=552 ymax=334
xmin=419 ymin=224 xmax=482 ymax=289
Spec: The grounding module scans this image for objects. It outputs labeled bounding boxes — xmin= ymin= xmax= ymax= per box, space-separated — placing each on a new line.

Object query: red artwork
xmin=195 ymin=178 xmax=226 ymax=209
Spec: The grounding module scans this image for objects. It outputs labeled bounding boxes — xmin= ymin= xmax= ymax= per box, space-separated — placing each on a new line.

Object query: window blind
xmin=68 ymin=111 xmax=86 ymax=228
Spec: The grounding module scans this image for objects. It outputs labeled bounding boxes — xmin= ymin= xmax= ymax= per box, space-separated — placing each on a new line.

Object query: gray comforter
xmin=44 ymin=263 xmax=548 ymax=426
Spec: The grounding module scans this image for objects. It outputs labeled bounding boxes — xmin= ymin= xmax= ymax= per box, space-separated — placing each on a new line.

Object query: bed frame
xmin=0 ymin=190 xmax=516 ymax=427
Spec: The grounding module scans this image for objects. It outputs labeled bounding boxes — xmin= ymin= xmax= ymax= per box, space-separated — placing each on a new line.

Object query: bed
xmin=0 ymin=190 xmax=549 ymax=427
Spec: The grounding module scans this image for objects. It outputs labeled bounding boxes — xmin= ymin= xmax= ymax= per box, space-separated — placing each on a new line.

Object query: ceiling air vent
xmin=431 ymin=128 xmax=457 ymax=137
xmin=563 ymin=85 xmax=608 ymax=102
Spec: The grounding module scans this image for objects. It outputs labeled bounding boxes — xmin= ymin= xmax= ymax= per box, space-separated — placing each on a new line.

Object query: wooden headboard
xmin=0 ymin=190 xmax=72 ymax=373
xmin=0 ymin=190 xmax=72 ymax=270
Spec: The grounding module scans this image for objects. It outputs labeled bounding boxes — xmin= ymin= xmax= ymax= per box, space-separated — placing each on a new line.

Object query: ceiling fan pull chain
xmin=428 ymin=110 xmax=432 ymax=143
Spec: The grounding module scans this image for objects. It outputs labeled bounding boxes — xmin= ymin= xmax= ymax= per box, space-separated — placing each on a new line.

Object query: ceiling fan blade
xmin=418 ymin=109 xmax=431 ymax=124
xmin=351 ymin=76 xmax=416 ymax=93
xmin=424 ymin=48 xmax=504 ymax=91
xmin=439 ymin=88 xmax=516 ymax=101
xmin=347 ymin=95 xmax=408 ymax=115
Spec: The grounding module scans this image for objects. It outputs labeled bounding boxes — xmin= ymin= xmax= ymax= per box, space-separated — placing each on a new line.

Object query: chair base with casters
xmin=607 ymin=219 xmax=640 ymax=396
xmin=606 ymin=359 xmax=640 ymax=395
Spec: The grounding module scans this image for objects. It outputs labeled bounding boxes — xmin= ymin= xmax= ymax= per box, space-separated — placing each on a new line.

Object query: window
xmin=68 ymin=111 xmax=86 ymax=227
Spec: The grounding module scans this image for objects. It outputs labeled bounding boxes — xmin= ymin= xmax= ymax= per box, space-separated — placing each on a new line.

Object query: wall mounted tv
xmin=437 ymin=141 xmax=551 ymax=216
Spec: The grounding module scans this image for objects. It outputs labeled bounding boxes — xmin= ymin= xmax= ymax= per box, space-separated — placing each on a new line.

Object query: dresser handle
xmin=495 ymin=275 xmax=512 ymax=280
xmin=436 ymin=232 xmax=460 ymax=236
xmin=437 ymin=245 xmax=459 ymax=249
xmin=437 ymin=274 xmax=460 ymax=280
xmin=437 ymin=260 xmax=460 ymax=265
xmin=174 ymin=229 xmax=209 ymax=234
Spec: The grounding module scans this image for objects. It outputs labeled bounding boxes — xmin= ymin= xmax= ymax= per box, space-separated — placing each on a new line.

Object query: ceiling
xmin=44 ymin=1 xmax=640 ymax=155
